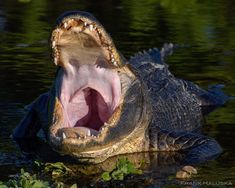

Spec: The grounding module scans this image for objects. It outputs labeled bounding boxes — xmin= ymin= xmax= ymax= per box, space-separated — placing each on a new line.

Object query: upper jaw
xmin=51 ymin=11 xmax=122 ymax=67
xmin=49 ymin=12 xmax=125 ymax=140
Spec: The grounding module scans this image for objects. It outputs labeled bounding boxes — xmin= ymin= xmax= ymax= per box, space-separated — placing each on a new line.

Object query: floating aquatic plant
xmin=101 ymin=157 xmax=143 ymax=181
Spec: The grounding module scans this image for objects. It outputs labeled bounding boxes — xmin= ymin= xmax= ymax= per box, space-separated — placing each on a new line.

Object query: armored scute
xmin=13 ymin=11 xmax=228 ymax=163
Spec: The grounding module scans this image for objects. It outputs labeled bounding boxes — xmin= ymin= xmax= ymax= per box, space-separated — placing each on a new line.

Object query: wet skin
xmin=13 ymin=11 xmax=228 ymax=164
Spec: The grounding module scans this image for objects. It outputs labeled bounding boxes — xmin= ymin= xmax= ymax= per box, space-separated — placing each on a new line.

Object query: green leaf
xmin=55 ymin=182 xmax=64 ymax=188
xmin=101 ymin=157 xmax=143 ymax=181
xmin=101 ymin=172 xmax=111 ymax=181
xmin=70 ymin=184 xmax=77 ymax=188
xmin=20 ymin=168 xmax=25 ymax=174
xmin=111 ymin=170 xmax=124 ymax=180
xmin=0 ymin=181 xmax=8 ymax=188
xmin=45 ymin=162 xmax=71 ymax=172
xmin=51 ymin=169 xmax=64 ymax=177
xmin=34 ymin=160 xmax=43 ymax=168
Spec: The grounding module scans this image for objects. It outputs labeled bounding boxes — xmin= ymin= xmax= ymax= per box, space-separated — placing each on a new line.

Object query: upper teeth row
xmin=51 ymin=19 xmax=118 ymax=66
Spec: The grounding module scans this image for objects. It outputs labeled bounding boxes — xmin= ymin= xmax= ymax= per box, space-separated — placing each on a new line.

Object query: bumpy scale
xmin=13 ymin=11 xmax=228 ymax=163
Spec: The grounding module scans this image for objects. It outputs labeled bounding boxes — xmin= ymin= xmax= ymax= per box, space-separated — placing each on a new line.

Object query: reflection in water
xmin=0 ymin=138 xmax=195 ymax=186
xmin=0 ymin=0 xmax=235 ymax=186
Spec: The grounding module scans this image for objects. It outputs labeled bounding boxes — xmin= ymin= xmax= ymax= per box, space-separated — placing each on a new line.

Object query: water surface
xmin=0 ymin=0 xmax=235 ymax=186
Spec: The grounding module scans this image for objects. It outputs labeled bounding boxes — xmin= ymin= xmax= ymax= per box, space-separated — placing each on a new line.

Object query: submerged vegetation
xmin=0 ymin=158 xmax=143 ymax=187
xmin=0 ymin=161 xmax=76 ymax=188
xmin=101 ymin=157 xmax=143 ymax=181
xmin=0 ymin=0 xmax=235 ymax=186
xmin=0 ymin=169 xmax=50 ymax=188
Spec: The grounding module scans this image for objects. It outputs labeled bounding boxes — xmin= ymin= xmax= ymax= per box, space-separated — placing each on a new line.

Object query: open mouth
xmin=51 ymin=15 xmax=122 ymax=140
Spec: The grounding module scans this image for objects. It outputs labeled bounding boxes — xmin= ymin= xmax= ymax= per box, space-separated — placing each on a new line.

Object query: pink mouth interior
xmin=59 ymin=64 xmax=121 ymax=131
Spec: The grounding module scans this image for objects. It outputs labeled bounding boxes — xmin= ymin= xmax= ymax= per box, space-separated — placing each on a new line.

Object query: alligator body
xmin=13 ymin=11 xmax=228 ymax=163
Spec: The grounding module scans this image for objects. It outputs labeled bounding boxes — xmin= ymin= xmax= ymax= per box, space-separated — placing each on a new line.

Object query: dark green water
xmin=0 ymin=0 xmax=235 ymax=187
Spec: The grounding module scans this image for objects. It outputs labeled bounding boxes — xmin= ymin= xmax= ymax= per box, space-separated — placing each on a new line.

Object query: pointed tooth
xmin=78 ymin=137 xmax=81 ymax=140
xmin=64 ymin=22 xmax=68 ymax=29
xmin=87 ymin=129 xmax=91 ymax=137
xmin=84 ymin=136 xmax=87 ymax=139
xmin=62 ymin=133 xmax=66 ymax=139
xmin=111 ymin=58 xmax=115 ymax=62
xmin=89 ymin=24 xmax=94 ymax=31
xmin=54 ymin=57 xmax=58 ymax=65
xmin=84 ymin=22 xmax=87 ymax=26
xmin=52 ymin=41 xmax=56 ymax=48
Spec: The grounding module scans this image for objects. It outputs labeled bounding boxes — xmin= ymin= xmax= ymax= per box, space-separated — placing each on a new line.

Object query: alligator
xmin=13 ymin=11 xmax=228 ymax=163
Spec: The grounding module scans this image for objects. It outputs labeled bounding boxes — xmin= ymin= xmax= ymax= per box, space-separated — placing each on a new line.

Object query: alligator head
xmin=48 ymin=11 xmax=152 ymax=163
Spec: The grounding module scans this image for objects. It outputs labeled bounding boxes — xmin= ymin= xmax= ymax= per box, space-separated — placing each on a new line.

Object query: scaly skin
xmin=13 ymin=11 xmax=228 ymax=163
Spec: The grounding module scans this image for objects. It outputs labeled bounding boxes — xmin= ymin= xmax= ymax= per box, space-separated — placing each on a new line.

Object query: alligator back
xmin=129 ymin=44 xmax=225 ymax=132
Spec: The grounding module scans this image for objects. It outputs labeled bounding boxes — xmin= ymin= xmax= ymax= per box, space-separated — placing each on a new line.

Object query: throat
xmin=59 ymin=64 xmax=121 ymax=131
xmin=73 ymin=88 xmax=110 ymax=130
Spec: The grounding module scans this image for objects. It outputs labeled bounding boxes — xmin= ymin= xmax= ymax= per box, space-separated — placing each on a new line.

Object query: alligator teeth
xmin=111 ymin=58 xmax=115 ymax=63
xmin=64 ymin=22 xmax=68 ymax=29
xmin=87 ymin=129 xmax=91 ymax=137
xmin=104 ymin=122 xmax=109 ymax=126
xmin=113 ymin=61 xmax=117 ymax=66
xmin=54 ymin=57 xmax=58 ymax=65
xmin=52 ymin=41 xmax=56 ymax=48
xmin=73 ymin=27 xmax=82 ymax=33
xmin=62 ymin=133 xmax=66 ymax=139
xmin=84 ymin=22 xmax=87 ymax=26
xmin=89 ymin=24 xmax=94 ymax=31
